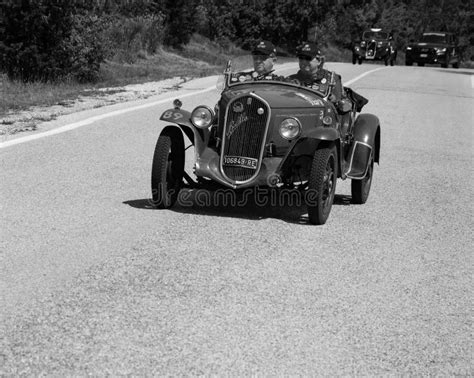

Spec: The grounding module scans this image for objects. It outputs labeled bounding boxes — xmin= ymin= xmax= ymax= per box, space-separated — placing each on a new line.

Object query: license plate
xmin=223 ymin=156 xmax=258 ymax=169
xmin=420 ymin=54 xmax=427 ymax=58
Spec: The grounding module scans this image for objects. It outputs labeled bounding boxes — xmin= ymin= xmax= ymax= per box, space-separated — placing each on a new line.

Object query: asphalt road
xmin=1 ymin=63 xmax=473 ymax=375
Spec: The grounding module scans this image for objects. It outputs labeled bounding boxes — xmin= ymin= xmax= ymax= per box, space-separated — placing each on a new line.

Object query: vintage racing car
xmin=352 ymin=28 xmax=397 ymax=66
xmin=405 ymin=32 xmax=460 ymax=68
xmin=151 ymin=59 xmax=381 ymax=225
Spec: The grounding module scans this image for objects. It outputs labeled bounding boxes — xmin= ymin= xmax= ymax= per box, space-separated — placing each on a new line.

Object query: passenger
xmin=288 ymin=41 xmax=344 ymax=104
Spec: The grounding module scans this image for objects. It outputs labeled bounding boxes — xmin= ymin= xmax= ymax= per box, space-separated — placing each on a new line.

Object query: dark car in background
xmin=405 ymin=32 xmax=460 ymax=68
xmin=352 ymin=28 xmax=397 ymax=66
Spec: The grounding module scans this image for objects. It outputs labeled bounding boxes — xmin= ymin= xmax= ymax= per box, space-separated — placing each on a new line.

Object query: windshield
xmin=420 ymin=33 xmax=447 ymax=44
xmin=217 ymin=55 xmax=331 ymax=98
xmin=362 ymin=31 xmax=389 ymax=40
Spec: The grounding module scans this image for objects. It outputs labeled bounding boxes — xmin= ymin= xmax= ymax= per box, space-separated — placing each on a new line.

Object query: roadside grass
xmin=0 ymin=34 xmax=242 ymax=118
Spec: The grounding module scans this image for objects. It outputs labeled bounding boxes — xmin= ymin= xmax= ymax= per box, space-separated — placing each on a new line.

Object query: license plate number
xmin=420 ymin=54 xmax=427 ymax=58
xmin=223 ymin=156 xmax=258 ymax=169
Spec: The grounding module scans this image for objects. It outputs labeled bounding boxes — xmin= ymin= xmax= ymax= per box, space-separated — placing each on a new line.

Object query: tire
xmin=441 ymin=56 xmax=449 ymax=68
xmin=452 ymin=61 xmax=459 ymax=69
xmin=307 ymin=145 xmax=338 ymax=225
xmin=390 ymin=57 xmax=395 ymax=66
xmin=151 ymin=127 xmax=185 ymax=208
xmin=384 ymin=58 xmax=389 ymax=66
xmin=352 ymin=54 xmax=357 ymax=65
xmin=358 ymin=57 xmax=363 ymax=65
xmin=418 ymin=62 xmax=424 ymax=67
xmin=351 ymin=156 xmax=374 ymax=204
xmin=405 ymin=60 xmax=413 ymax=66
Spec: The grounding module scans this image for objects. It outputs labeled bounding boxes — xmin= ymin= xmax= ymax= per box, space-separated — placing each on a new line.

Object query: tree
xmin=0 ymin=0 xmax=104 ymax=82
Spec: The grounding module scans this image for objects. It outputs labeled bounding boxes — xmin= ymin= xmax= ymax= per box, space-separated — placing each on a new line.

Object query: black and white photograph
xmin=1 ymin=0 xmax=472 ymax=375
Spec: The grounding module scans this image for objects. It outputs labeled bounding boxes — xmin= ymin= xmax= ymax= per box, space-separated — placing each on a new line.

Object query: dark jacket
xmin=288 ymin=68 xmax=343 ymax=102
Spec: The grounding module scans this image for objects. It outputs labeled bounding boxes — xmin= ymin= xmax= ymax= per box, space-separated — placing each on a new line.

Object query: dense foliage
xmin=0 ymin=0 xmax=105 ymax=82
xmin=0 ymin=0 xmax=472 ymax=83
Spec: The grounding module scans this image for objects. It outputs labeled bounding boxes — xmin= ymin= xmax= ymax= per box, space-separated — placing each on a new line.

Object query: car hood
xmin=362 ymin=39 xmax=389 ymax=43
xmin=410 ymin=42 xmax=449 ymax=49
xmin=223 ymin=83 xmax=327 ymax=108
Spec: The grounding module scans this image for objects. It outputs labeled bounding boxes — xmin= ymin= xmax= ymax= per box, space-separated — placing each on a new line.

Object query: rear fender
xmin=345 ymin=114 xmax=380 ymax=179
xmin=159 ymin=108 xmax=208 ymax=153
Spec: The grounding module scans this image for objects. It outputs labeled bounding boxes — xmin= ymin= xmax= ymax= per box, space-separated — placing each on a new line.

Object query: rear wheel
xmin=352 ymin=54 xmax=357 ymax=64
xmin=418 ymin=62 xmax=425 ymax=67
xmin=151 ymin=127 xmax=185 ymax=208
xmin=358 ymin=57 xmax=363 ymax=65
xmin=351 ymin=157 xmax=374 ymax=204
xmin=452 ymin=61 xmax=459 ymax=68
xmin=307 ymin=145 xmax=338 ymax=225
xmin=405 ymin=60 xmax=413 ymax=66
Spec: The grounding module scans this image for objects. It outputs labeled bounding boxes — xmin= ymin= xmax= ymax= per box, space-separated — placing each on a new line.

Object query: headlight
xmin=377 ymin=42 xmax=383 ymax=47
xmin=191 ymin=106 xmax=214 ymax=128
xmin=279 ymin=118 xmax=301 ymax=140
xmin=436 ymin=47 xmax=447 ymax=53
xmin=406 ymin=46 xmax=412 ymax=50
xmin=360 ymin=41 xmax=366 ymax=47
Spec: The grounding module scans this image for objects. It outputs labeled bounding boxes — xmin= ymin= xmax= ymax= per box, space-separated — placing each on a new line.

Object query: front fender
xmin=159 ymin=108 xmax=208 ymax=154
xmin=277 ymin=127 xmax=340 ymax=176
xmin=290 ymin=127 xmax=339 ymax=155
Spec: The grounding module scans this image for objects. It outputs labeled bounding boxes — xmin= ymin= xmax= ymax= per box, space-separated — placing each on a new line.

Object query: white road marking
xmin=1 ymin=67 xmax=386 ymax=149
xmin=0 ymin=87 xmax=215 ymax=149
xmin=344 ymin=66 xmax=388 ymax=86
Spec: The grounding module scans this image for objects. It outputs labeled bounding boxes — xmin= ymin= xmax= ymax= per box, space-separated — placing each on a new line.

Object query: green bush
xmin=100 ymin=14 xmax=165 ymax=64
xmin=0 ymin=1 xmax=104 ymax=83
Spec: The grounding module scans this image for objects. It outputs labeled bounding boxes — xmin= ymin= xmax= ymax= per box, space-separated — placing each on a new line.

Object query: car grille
xmin=415 ymin=47 xmax=435 ymax=56
xmin=221 ymin=94 xmax=269 ymax=182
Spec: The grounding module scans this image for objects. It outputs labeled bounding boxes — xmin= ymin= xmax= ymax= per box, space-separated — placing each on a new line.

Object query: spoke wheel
xmin=307 ymin=145 xmax=338 ymax=225
xmin=351 ymin=157 xmax=374 ymax=204
xmin=151 ymin=128 xmax=185 ymax=208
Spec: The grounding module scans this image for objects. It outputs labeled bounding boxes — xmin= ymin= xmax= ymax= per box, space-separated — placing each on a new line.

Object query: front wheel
xmin=352 ymin=54 xmax=357 ymax=64
xmin=351 ymin=157 xmax=374 ymax=204
xmin=307 ymin=145 xmax=338 ymax=225
xmin=151 ymin=127 xmax=185 ymax=208
xmin=358 ymin=57 xmax=363 ymax=65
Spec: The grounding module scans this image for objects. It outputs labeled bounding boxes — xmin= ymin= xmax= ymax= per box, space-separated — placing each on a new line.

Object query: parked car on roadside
xmin=405 ymin=32 xmax=460 ymax=68
xmin=151 ymin=58 xmax=381 ymax=225
xmin=352 ymin=28 xmax=397 ymax=66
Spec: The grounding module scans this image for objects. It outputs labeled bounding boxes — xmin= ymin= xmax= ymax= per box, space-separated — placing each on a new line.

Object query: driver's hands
xmin=290 ymin=78 xmax=301 ymax=85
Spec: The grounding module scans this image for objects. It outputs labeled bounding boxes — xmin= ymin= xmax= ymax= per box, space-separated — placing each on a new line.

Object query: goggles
xmin=298 ymin=55 xmax=322 ymax=62
xmin=252 ymin=52 xmax=270 ymax=58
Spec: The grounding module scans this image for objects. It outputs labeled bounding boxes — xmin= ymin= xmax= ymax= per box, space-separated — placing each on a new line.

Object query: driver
xmin=288 ymin=41 xmax=343 ymax=103
xmin=251 ymin=40 xmax=278 ymax=78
